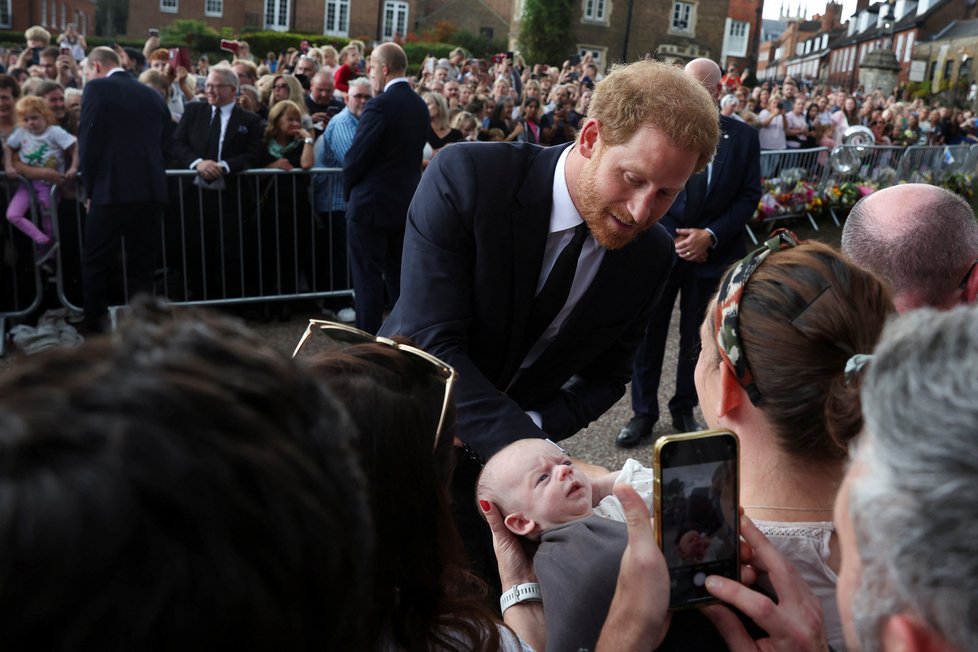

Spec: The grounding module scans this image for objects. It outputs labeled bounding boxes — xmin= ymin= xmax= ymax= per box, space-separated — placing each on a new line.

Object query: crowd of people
xmin=719 ymin=67 xmax=978 ymax=150
xmin=2 ymin=23 xmax=978 ymax=652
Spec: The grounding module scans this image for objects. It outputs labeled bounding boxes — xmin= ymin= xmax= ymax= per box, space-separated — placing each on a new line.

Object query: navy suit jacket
xmin=662 ymin=115 xmax=762 ymax=278
xmin=343 ymin=80 xmax=429 ymax=228
xmin=171 ymin=101 xmax=263 ymax=174
xmin=380 ymin=142 xmax=674 ymax=457
xmin=79 ymin=71 xmax=171 ymax=206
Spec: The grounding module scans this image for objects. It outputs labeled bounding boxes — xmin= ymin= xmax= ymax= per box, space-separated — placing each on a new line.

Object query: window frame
xmin=160 ymin=0 xmax=178 ymax=14
xmin=382 ymin=0 xmax=409 ymax=41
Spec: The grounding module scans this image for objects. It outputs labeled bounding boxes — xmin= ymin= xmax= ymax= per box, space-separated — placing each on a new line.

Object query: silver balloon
xmin=831 ymin=146 xmax=860 ymax=174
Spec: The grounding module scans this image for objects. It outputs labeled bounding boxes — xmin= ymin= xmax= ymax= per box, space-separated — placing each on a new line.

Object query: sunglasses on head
xmin=293 ymin=320 xmax=458 ymax=450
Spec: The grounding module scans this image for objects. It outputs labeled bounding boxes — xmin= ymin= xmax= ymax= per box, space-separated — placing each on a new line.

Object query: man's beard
xmin=575 ymin=154 xmax=643 ymax=250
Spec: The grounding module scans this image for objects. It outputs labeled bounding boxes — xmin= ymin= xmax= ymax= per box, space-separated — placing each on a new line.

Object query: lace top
xmin=755 ymin=519 xmax=846 ymax=651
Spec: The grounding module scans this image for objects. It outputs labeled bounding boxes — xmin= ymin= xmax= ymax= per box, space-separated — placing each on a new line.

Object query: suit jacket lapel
xmin=709 ymin=117 xmax=734 ymax=199
xmin=500 ymin=143 xmax=569 ymax=381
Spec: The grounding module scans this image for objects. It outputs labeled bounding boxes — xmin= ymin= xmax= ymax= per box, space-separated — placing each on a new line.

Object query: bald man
xmin=618 ymin=57 xmax=761 ymax=447
xmin=841 ymin=183 xmax=978 ymax=312
xmin=342 ymin=43 xmax=428 ymax=333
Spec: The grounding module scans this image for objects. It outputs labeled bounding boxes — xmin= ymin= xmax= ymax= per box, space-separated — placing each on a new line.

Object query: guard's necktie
xmin=524 ymin=221 xmax=590 ymax=350
xmin=205 ymin=107 xmax=221 ymax=162
xmin=682 ymin=168 xmax=709 ymax=225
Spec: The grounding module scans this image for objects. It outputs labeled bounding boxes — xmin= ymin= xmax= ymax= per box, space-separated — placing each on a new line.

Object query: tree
xmin=519 ymin=0 xmax=576 ymax=66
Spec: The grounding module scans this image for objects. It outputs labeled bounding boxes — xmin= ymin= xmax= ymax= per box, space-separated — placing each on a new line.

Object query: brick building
xmin=127 ymin=0 xmax=430 ymax=43
xmin=825 ymin=0 xmax=977 ymax=89
xmin=6 ymin=0 xmax=96 ymax=36
xmin=721 ymin=0 xmax=763 ymax=75
xmin=507 ymin=0 xmax=731 ymax=71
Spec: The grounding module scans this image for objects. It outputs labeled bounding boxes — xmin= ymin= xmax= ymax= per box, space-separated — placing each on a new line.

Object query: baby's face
xmin=501 ymin=440 xmax=593 ymax=537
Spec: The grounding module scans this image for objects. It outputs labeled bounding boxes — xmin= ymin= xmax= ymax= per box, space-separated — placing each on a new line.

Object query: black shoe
xmin=616 ymin=415 xmax=656 ymax=448
xmin=671 ymin=413 xmax=704 ymax=433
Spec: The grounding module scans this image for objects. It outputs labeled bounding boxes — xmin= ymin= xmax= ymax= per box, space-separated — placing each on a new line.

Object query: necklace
xmin=744 ymin=504 xmax=834 ymax=512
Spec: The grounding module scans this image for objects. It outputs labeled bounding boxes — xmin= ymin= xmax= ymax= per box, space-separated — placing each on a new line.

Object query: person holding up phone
xmin=305 ymin=71 xmax=344 ymax=132
xmin=691 ymin=233 xmax=893 ymax=650
xmin=147 ymin=48 xmax=193 ymax=121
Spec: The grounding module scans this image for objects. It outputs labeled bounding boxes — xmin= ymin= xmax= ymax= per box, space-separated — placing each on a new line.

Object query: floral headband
xmin=713 ymin=229 xmax=800 ymax=406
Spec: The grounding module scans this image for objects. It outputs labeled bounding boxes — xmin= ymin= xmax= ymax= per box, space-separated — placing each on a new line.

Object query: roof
xmin=932 ymin=18 xmax=978 ymax=40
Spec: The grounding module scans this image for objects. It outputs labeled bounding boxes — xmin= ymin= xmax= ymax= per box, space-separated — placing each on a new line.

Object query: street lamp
xmin=880 ymin=0 xmax=895 ymax=49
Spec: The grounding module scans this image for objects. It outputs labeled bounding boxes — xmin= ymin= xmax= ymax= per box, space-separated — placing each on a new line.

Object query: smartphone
xmin=149 ymin=28 xmax=159 ymax=37
xmin=60 ymin=47 xmax=70 ymax=56
xmin=653 ymin=429 xmax=739 ymax=610
xmin=31 ymin=46 xmax=41 ymax=66
xmin=326 ymin=105 xmax=342 ymax=116
xmin=220 ymin=39 xmax=240 ymax=54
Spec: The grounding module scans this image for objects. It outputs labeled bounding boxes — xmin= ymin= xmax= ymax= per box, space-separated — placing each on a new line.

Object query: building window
xmin=723 ymin=19 xmax=748 ymax=57
xmin=205 ymin=0 xmax=222 ymax=16
xmin=577 ymin=45 xmax=606 ymax=67
xmin=324 ymin=0 xmax=349 ymax=36
xmin=671 ymin=2 xmax=694 ymax=33
xmin=479 ymin=26 xmax=494 ymax=40
xmin=264 ymin=0 xmax=289 ymax=30
xmin=903 ymin=31 xmax=914 ymax=63
xmin=0 ymin=0 xmax=10 ymax=27
xmin=382 ymin=0 xmax=408 ymax=40
xmin=582 ymin=0 xmax=607 ymax=23
xmin=161 ymin=0 xmax=178 ymax=13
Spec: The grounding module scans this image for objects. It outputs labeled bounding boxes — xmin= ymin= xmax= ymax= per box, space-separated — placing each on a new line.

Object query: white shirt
xmin=383 ymin=77 xmax=408 ymax=92
xmin=190 ymin=101 xmax=235 ymax=172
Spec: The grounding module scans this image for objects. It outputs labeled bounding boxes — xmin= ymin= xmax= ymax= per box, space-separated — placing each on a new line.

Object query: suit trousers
xmin=82 ymin=201 xmax=162 ymax=333
xmin=346 ymin=220 xmax=403 ymax=334
xmin=630 ymin=261 xmax=720 ymax=420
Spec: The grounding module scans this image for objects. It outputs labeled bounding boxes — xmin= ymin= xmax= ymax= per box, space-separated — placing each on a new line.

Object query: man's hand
xmin=596 ymin=483 xmax=671 ymax=651
xmin=701 ymin=514 xmax=829 ymax=652
xmin=310 ymin=111 xmax=329 ymax=126
xmin=675 ymin=227 xmax=712 ymax=263
xmin=195 ymin=159 xmax=224 ymax=181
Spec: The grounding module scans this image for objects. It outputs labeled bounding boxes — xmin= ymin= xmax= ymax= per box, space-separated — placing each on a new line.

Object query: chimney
xmin=821 ymin=1 xmax=842 ymax=30
xmin=854 ymin=0 xmax=871 ymax=12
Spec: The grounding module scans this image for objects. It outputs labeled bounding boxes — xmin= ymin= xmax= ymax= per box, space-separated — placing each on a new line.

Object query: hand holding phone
xmin=654 ymin=429 xmax=739 ymax=610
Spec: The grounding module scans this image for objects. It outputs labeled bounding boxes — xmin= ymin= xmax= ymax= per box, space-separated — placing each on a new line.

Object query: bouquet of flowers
xmin=941 ymin=172 xmax=975 ymax=200
xmin=754 ymin=169 xmax=819 ymax=222
xmin=823 ymin=181 xmax=874 ymax=208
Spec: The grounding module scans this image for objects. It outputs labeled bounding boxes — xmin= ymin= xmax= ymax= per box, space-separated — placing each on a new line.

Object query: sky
xmin=762 ymin=0 xmax=861 ymax=22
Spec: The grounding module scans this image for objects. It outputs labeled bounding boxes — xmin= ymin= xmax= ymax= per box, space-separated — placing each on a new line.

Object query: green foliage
xmin=449 ymin=30 xmax=508 ymax=59
xmin=237 ymin=29 xmax=350 ymax=56
xmin=907 ymin=81 xmax=930 ymax=99
xmin=161 ymin=19 xmax=221 ymax=51
xmin=519 ymin=0 xmax=576 ymax=65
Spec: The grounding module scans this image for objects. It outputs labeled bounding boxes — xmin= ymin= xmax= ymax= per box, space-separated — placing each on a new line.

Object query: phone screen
xmin=654 ymin=430 xmax=739 ymax=609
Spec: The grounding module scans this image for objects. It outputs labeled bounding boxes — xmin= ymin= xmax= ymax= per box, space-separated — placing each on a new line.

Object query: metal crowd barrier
xmin=895 ymin=145 xmax=973 ymax=185
xmin=0 ymin=176 xmax=45 ymax=356
xmin=750 ymin=146 xmax=830 ymax=244
xmin=51 ymin=167 xmax=352 ymax=326
xmin=751 ymin=143 xmax=978 ymax=244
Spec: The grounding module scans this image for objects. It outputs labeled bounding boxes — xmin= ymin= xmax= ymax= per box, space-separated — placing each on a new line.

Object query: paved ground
xmin=0 ymin=217 xmax=839 ymax=469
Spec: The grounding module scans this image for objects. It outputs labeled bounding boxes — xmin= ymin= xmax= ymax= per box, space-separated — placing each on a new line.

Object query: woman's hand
xmin=596 ymin=484 xmax=671 ymax=651
xmin=701 ymin=515 xmax=829 ymax=652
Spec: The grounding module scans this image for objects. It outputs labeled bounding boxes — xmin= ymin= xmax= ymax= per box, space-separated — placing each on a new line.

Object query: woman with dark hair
xmin=299 ymin=324 xmax=541 ymax=652
xmin=0 ymin=74 xmax=20 ymax=146
xmin=518 ymin=97 xmax=541 ymax=144
xmin=694 ymin=233 xmax=893 ymax=651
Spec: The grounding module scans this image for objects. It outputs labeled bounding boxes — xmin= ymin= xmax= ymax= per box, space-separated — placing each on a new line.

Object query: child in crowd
xmin=3 ymin=95 xmax=76 ymax=252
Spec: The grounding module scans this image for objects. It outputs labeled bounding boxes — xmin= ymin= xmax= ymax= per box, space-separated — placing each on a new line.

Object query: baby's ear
xmin=504 ymin=512 xmax=537 ymax=537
